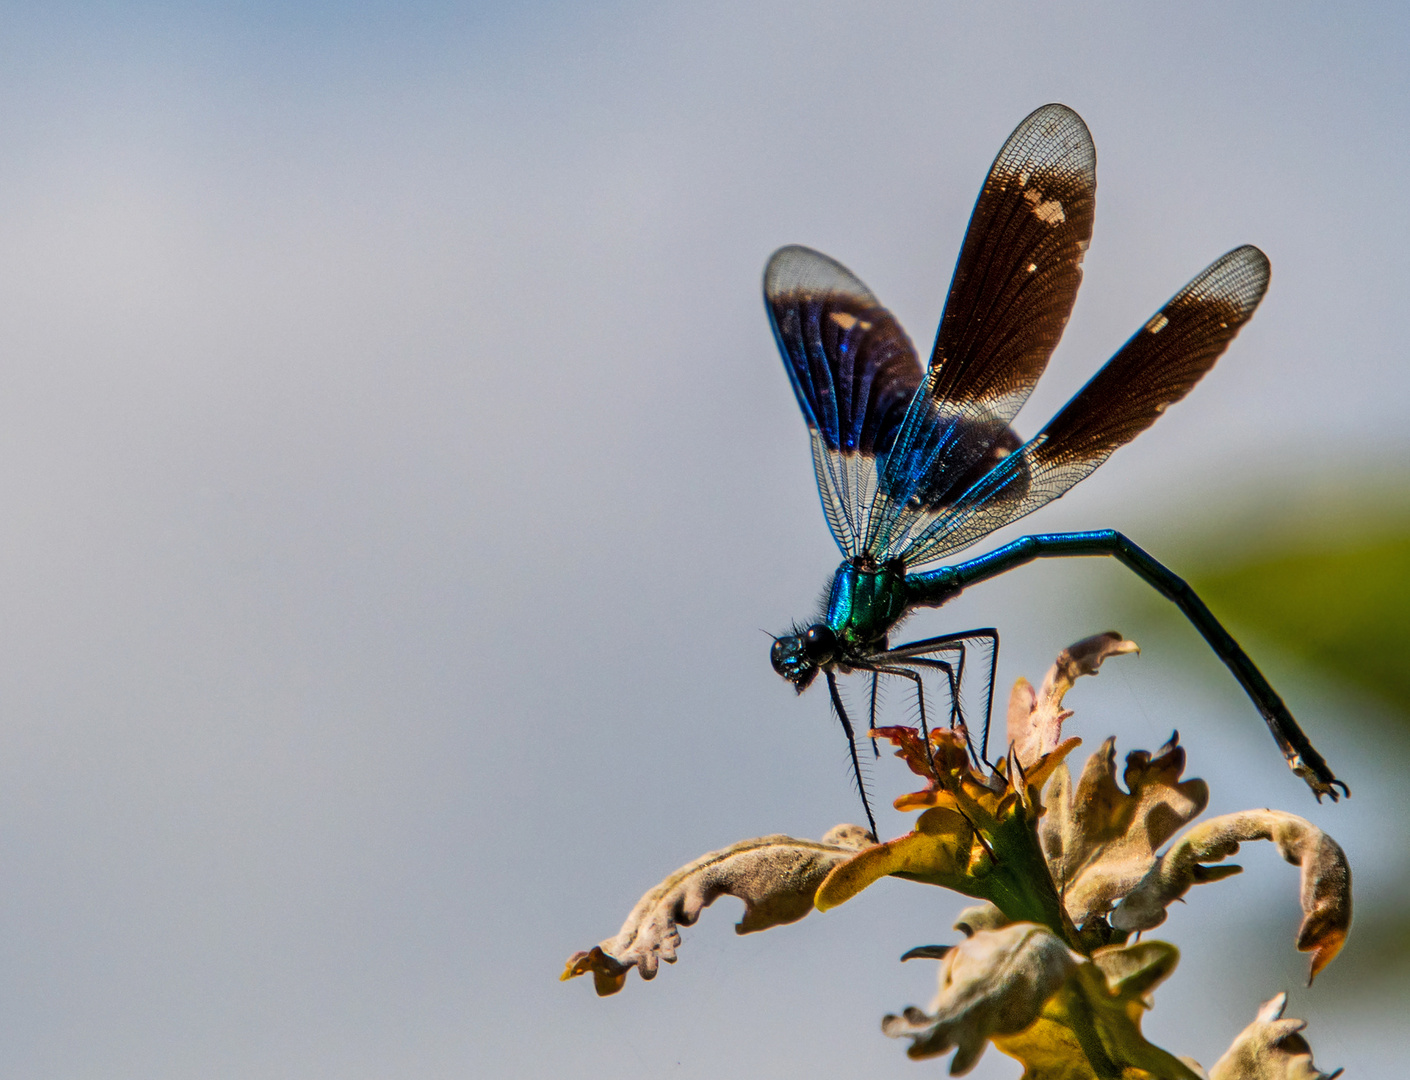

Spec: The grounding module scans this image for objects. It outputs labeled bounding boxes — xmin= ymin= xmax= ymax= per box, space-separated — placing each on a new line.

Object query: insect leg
xmin=826 ymin=670 xmax=878 ymax=838
xmin=906 ymin=657 xmax=962 ymax=724
xmin=868 ymin=672 xmax=880 ymax=756
xmin=881 ymin=629 xmax=1000 ymax=764
xmin=902 ymin=656 xmax=976 ymax=763
xmin=868 ymin=662 xmax=944 ymax=778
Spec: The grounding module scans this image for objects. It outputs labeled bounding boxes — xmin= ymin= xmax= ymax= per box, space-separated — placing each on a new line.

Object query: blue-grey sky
xmin=0 ymin=3 xmax=1403 ymax=1077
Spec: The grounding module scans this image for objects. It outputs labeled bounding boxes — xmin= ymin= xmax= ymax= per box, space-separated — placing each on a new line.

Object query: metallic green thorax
xmin=823 ymin=561 xmax=963 ymax=651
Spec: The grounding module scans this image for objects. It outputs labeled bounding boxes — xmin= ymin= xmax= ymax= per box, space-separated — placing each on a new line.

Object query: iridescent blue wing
xmin=898 ymin=245 xmax=1271 ymax=565
xmin=765 ymin=245 xmax=924 ymax=557
xmin=864 ymin=104 xmax=1098 ymax=560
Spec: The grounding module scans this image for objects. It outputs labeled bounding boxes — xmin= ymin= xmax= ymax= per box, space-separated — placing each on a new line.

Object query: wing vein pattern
xmin=899 ymin=245 xmax=1271 ymax=565
xmin=765 ymin=103 xmax=1097 ymax=561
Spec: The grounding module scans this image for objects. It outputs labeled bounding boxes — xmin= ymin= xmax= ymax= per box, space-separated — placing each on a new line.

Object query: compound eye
xmin=769 ymin=637 xmax=795 ymax=674
xmin=801 ymin=624 xmax=836 ymax=663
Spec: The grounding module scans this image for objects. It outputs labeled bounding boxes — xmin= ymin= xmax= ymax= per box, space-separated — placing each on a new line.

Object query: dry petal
xmin=1207 ymin=993 xmax=1343 ymax=1080
xmin=882 ymin=923 xmax=1081 ymax=1074
xmin=1111 ymin=810 xmax=1351 ymax=982
xmin=1041 ymin=734 xmax=1209 ymax=928
xmin=1007 ymin=632 xmax=1139 ymax=767
xmin=561 ymin=825 xmax=872 ymax=995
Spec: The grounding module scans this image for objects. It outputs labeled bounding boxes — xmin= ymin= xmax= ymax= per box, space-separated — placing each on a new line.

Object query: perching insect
xmin=764 ymin=104 xmax=1345 ymax=835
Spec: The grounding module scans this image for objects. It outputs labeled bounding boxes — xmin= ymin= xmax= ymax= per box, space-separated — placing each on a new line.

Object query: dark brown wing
xmin=901 ymin=245 xmax=1271 ymax=563
xmin=765 ymin=245 xmax=922 ymax=458
xmin=764 ymin=245 xmax=924 ymax=556
xmin=1037 ymin=244 xmax=1270 ymax=463
xmin=870 ymin=104 xmax=1097 ymax=552
xmin=928 ymin=102 xmax=1098 ymax=414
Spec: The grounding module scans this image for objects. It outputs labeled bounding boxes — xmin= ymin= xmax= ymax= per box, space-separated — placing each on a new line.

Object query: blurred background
xmin=0 ymin=2 xmax=1404 ymax=1077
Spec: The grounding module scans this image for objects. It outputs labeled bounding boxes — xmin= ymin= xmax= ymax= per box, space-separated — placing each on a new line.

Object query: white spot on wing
xmin=1144 ymin=313 xmax=1169 ymax=334
xmin=1027 ymin=262 xmax=1038 ymax=273
xmin=1022 ymin=187 xmax=1066 ymax=225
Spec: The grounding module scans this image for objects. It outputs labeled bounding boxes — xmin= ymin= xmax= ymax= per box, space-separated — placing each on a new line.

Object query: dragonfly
xmin=764 ymin=103 xmax=1346 ymax=836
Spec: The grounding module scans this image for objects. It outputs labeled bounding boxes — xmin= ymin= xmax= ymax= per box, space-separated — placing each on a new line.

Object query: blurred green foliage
xmin=1190 ymin=531 xmax=1410 ymax=715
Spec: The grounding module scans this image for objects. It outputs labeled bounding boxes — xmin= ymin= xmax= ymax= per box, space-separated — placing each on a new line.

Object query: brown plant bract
xmin=991 ymin=939 xmax=1200 ymax=1080
xmin=1112 ymin=810 xmax=1352 ymax=982
xmin=1206 ymin=994 xmax=1344 ymax=1080
xmin=1041 ymin=734 xmax=1209 ymax=928
xmin=561 ymin=825 xmax=872 ymax=995
xmin=1007 ymin=631 xmax=1140 ymax=766
xmin=882 ymin=923 xmax=1080 ymax=1075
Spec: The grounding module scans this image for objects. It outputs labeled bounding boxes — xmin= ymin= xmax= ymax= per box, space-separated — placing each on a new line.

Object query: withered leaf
xmin=821 ymin=639 xmax=1137 ymax=927
xmin=561 ymin=824 xmax=872 ymax=996
xmin=885 ymin=633 xmax=1132 ymax=816
xmin=888 ymin=930 xmax=1199 ymax=1079
xmin=816 ymin=771 xmax=1075 ymax=932
xmin=816 ymin=804 xmax=978 ymax=909
xmin=1041 ymin=734 xmax=1209 ymax=928
xmin=1112 ymin=810 xmax=1352 ymax=982
xmin=1207 ymin=993 xmax=1343 ymax=1080
xmin=1006 ymin=632 xmax=1139 ymax=767
xmin=993 ymin=940 xmax=1202 ymax=1080
xmin=882 ymin=923 xmax=1081 ymax=1075
xmin=1089 ymin=938 xmax=1180 ymax=1002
